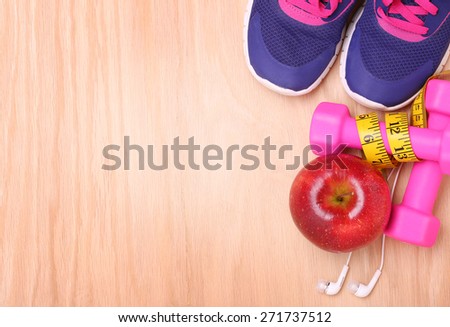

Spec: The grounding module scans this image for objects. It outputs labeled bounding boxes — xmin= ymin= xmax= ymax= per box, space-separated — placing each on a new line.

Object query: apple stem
xmin=336 ymin=192 xmax=354 ymax=202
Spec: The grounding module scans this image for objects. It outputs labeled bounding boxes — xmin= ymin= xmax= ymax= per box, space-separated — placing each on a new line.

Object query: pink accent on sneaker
xmin=376 ymin=0 xmax=439 ymax=42
xmin=279 ymin=0 xmax=352 ymax=26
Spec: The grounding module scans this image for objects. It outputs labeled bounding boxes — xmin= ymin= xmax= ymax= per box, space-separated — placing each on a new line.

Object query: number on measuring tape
xmin=355 ymin=112 xmax=396 ymax=169
xmin=385 ymin=112 xmax=418 ymax=163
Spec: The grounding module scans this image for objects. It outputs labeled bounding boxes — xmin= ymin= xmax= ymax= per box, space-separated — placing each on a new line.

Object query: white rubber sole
xmin=340 ymin=3 xmax=450 ymax=112
xmin=243 ymin=0 xmax=346 ymax=96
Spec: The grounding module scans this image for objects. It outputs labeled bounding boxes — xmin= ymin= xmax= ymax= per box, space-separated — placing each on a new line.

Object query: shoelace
xmin=378 ymin=0 xmax=439 ymax=35
xmin=287 ymin=0 xmax=343 ymax=18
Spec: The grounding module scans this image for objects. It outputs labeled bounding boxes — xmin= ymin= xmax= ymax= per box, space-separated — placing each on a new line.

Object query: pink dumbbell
xmin=385 ymin=79 xmax=450 ymax=246
xmin=309 ymin=102 xmax=450 ymax=175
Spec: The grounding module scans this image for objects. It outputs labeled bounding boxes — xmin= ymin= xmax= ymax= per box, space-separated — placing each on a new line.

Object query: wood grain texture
xmin=1 ymin=0 xmax=449 ymax=306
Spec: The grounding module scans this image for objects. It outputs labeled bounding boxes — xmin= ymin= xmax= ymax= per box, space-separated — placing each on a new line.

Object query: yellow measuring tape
xmin=410 ymin=70 xmax=450 ymax=128
xmin=356 ymin=113 xmax=396 ymax=168
xmin=385 ymin=112 xmax=418 ymax=162
xmin=411 ymin=91 xmax=427 ymax=129
xmin=355 ymin=70 xmax=450 ymax=169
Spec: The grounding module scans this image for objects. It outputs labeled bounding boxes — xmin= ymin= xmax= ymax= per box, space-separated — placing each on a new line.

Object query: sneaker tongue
xmin=321 ymin=0 xmax=331 ymax=10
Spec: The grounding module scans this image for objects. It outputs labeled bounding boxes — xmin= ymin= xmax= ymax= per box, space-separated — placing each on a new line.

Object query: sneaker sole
xmin=340 ymin=3 xmax=450 ymax=111
xmin=243 ymin=0 xmax=346 ymax=96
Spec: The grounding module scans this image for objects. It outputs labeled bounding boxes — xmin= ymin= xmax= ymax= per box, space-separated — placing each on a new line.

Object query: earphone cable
xmin=346 ymin=252 xmax=352 ymax=266
xmin=379 ymin=163 xmax=404 ymax=271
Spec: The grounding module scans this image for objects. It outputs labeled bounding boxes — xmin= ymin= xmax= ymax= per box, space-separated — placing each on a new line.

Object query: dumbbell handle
xmin=402 ymin=161 xmax=443 ymax=213
xmin=339 ymin=117 xmax=443 ymax=162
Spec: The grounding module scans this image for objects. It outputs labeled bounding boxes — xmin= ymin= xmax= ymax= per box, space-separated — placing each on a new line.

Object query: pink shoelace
xmin=378 ymin=0 xmax=439 ymax=35
xmin=288 ymin=0 xmax=343 ymax=18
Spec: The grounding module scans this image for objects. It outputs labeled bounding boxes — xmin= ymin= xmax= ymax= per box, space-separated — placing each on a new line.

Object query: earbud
xmin=348 ymin=269 xmax=382 ymax=298
xmin=316 ymin=264 xmax=349 ymax=295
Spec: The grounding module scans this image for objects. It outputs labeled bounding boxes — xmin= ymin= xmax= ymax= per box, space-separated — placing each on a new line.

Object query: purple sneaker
xmin=341 ymin=0 xmax=450 ymax=111
xmin=244 ymin=0 xmax=360 ymax=95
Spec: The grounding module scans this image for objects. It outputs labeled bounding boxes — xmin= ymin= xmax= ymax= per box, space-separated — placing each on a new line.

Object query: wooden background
xmin=1 ymin=0 xmax=449 ymax=306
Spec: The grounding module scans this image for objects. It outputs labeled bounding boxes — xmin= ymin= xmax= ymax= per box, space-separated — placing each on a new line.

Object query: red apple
xmin=289 ymin=154 xmax=391 ymax=253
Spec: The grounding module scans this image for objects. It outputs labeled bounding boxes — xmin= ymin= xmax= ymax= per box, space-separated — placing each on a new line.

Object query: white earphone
xmin=317 ymin=252 xmax=352 ymax=295
xmin=317 ymin=263 xmax=350 ymax=295
xmin=348 ymin=269 xmax=382 ymax=298
xmin=318 ymin=237 xmax=383 ymax=298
